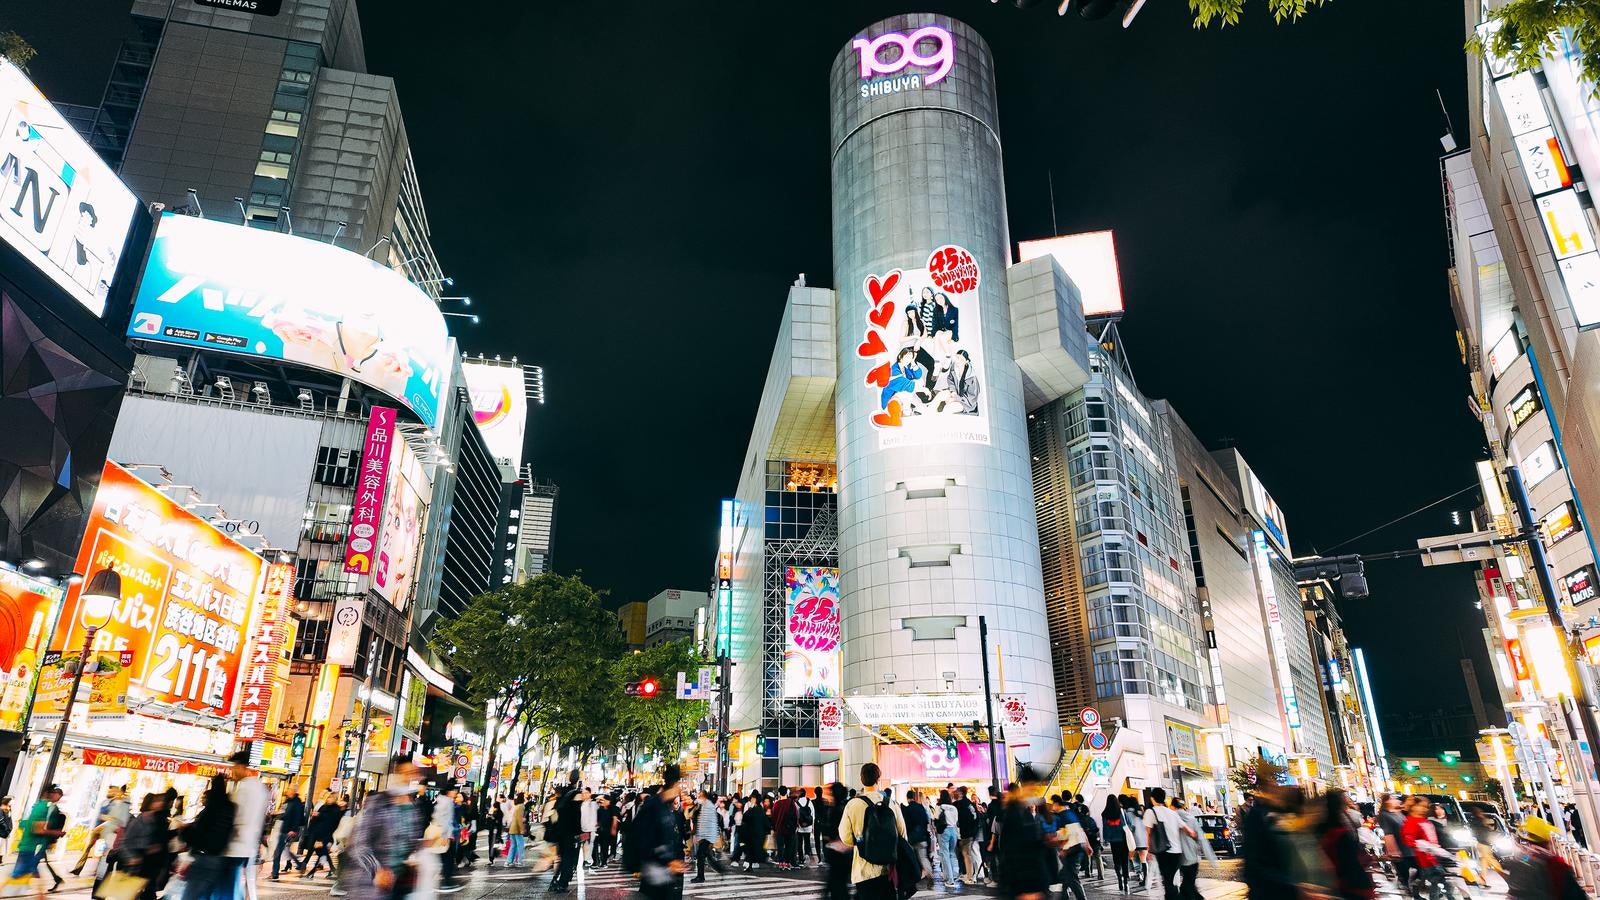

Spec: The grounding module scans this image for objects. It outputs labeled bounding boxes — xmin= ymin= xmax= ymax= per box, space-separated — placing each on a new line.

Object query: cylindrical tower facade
xmin=829 ymin=14 xmax=1060 ymax=776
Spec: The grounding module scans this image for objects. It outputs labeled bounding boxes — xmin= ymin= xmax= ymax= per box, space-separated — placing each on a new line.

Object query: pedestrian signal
xmin=945 ymin=735 xmax=958 ymax=761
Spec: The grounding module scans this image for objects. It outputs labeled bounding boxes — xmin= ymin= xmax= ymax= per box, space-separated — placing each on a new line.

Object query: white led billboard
xmin=462 ymin=360 xmax=528 ymax=474
xmin=1017 ymin=230 xmax=1125 ymax=317
xmin=0 ymin=59 xmax=139 ymax=317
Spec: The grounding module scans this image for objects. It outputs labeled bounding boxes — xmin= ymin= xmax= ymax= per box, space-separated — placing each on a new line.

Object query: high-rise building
xmin=517 ymin=474 xmax=559 ymax=580
xmin=79 ymin=1 xmax=444 ymax=290
xmin=616 ymin=601 xmax=648 ymax=650
xmin=642 ymin=588 xmax=708 ymax=648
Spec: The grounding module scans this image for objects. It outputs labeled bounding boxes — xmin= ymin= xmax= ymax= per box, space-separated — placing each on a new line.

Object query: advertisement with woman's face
xmin=125 ymin=214 xmax=451 ymax=428
xmin=374 ymin=438 xmax=428 ymax=610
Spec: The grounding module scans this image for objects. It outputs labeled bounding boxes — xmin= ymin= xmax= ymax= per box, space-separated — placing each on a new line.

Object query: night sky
xmin=6 ymin=0 xmax=1495 ymax=751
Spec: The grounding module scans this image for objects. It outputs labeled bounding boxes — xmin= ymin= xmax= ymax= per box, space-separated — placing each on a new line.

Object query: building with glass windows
xmin=73 ymin=0 xmax=445 ymax=291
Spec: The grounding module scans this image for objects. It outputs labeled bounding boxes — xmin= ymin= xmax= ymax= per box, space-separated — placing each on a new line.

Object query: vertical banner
xmin=325 ymin=595 xmax=364 ymax=667
xmin=344 ymin=407 xmax=397 ymax=574
xmin=818 ymin=697 xmax=844 ymax=753
xmin=997 ymin=694 xmax=1029 ymax=749
xmin=237 ymin=563 xmax=292 ymax=740
xmin=783 ymin=567 xmax=842 ymax=698
xmin=309 ymin=663 xmax=340 ymax=725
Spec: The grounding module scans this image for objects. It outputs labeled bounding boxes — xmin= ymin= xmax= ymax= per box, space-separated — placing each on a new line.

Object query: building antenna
xmin=1047 ymin=170 xmax=1059 ymax=235
xmin=1437 ymin=88 xmax=1459 ymax=152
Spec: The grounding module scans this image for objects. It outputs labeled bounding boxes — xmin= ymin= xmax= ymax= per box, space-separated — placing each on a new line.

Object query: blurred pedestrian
xmin=632 ymin=764 xmax=687 ymax=900
xmin=993 ymin=765 xmax=1054 ymax=900
xmin=182 ymin=775 xmax=238 ymax=900
xmin=1315 ymin=790 xmax=1373 ymax=900
xmin=344 ymin=757 xmax=425 ymax=900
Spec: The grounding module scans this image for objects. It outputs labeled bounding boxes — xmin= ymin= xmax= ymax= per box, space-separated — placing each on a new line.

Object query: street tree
xmin=1228 ymin=754 xmax=1287 ymax=795
xmin=613 ymin=638 xmax=711 ymax=769
xmin=430 ymin=572 xmax=619 ymax=794
xmin=1188 ymin=0 xmax=1330 ymax=27
xmin=1471 ymin=1 xmax=1600 ymax=96
xmin=0 ymin=32 xmax=35 ymax=70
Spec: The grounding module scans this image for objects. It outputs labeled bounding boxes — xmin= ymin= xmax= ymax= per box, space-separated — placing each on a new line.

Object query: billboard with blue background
xmin=127 ymin=214 xmax=450 ymax=428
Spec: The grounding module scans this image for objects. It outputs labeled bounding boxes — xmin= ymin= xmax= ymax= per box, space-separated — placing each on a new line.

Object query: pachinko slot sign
xmin=50 ymin=462 xmax=264 ymax=715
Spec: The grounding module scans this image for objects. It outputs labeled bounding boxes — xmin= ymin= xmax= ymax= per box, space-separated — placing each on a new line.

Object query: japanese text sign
xmin=237 ymin=562 xmax=292 ymax=740
xmin=344 ymin=407 xmax=397 ymax=574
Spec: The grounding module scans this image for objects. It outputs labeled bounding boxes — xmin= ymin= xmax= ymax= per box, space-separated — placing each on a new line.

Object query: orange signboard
xmin=0 ymin=568 xmax=63 ymax=731
xmin=50 ymin=462 xmax=263 ymax=715
xmin=81 ymin=747 xmax=232 ymax=778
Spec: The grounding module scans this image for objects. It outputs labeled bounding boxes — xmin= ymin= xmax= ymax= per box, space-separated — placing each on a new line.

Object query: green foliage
xmin=1188 ymin=0 xmax=1330 ymax=27
xmin=1483 ymin=775 xmax=1504 ymax=800
xmin=612 ymin=638 xmax=710 ymax=761
xmin=1228 ymin=754 xmax=1287 ymax=794
xmin=1470 ymin=1 xmax=1600 ymax=96
xmin=0 ymin=32 xmax=35 ymax=70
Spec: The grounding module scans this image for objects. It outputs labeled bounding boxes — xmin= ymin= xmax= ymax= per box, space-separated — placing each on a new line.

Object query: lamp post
xmin=38 ymin=569 xmax=119 ymax=791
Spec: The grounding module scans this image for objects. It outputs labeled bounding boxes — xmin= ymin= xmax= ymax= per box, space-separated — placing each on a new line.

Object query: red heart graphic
xmin=868 ymin=301 xmax=895 ymax=329
xmin=865 ymin=361 xmax=891 ymax=388
xmin=864 ymin=271 xmax=901 ymax=307
xmin=872 ymin=399 xmax=904 ymax=428
xmin=857 ymin=330 xmax=887 ymax=359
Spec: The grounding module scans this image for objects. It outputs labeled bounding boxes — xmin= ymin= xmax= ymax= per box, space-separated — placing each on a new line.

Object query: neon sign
xmin=853 ymin=26 xmax=953 ymax=94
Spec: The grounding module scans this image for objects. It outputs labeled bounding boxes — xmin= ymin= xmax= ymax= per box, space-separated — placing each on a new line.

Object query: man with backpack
xmin=838 ymin=763 xmax=907 ymax=900
xmin=794 ymin=788 xmax=817 ymax=866
xmin=1142 ymin=787 xmax=1194 ymax=900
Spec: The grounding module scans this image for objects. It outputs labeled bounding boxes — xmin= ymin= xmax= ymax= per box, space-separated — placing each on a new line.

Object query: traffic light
xmin=1419 ymin=775 xmax=1433 ymax=784
xmin=945 ymin=734 xmax=959 ymax=761
xmin=1402 ymin=760 xmax=1419 ymax=773
xmin=290 ymin=731 xmax=307 ymax=759
xmin=756 ymin=732 xmax=768 ymax=756
xmin=1439 ymin=751 xmax=1460 ymax=767
xmin=1461 ymin=774 xmax=1474 ymax=784
xmin=625 ymin=678 xmax=660 ymax=698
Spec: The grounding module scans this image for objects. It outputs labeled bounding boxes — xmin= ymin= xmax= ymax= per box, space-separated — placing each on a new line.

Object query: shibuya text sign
xmin=853 ymin=25 xmax=952 ymax=98
xmin=847 ymin=692 xmax=987 ymax=725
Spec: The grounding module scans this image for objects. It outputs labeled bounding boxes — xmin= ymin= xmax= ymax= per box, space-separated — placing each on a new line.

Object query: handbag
xmin=1148 ymin=812 xmax=1173 ymax=855
xmin=93 ymin=871 xmax=149 ymax=900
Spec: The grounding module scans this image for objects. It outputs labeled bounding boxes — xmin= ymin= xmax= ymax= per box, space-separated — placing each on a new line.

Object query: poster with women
xmin=855 ymin=245 xmax=989 ymax=448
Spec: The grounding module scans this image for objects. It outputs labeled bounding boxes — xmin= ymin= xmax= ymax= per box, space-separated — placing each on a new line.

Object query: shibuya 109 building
xmin=712 ymin=12 xmax=1374 ymax=803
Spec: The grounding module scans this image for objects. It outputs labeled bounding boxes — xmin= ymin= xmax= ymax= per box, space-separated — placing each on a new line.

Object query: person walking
xmin=771 ymin=787 xmax=796 ymax=870
xmin=578 ymin=787 xmax=598 ymax=870
xmin=1142 ymin=787 xmax=1193 ymax=900
xmin=299 ymin=792 xmax=344 ymax=878
xmin=1123 ymin=794 xmax=1150 ymax=890
xmin=819 ymin=782 xmax=850 ymax=900
xmin=837 ymin=763 xmax=907 ymax=900
xmin=182 ymin=775 xmax=238 ymax=900
xmin=1241 ymin=785 xmax=1299 ymax=900
xmin=1315 ymin=790 xmax=1374 ymax=900
xmin=1376 ymin=793 xmax=1411 ymax=891
xmin=115 ymin=793 xmax=170 ymax=900
xmin=794 ymin=788 xmax=817 ymax=866
xmin=344 ymin=757 xmax=425 ymax=900
xmin=935 ymin=790 xmax=960 ymax=889
xmin=507 ymin=795 xmax=528 ymax=867
xmin=546 ymin=773 xmax=583 ymax=893
xmin=433 ymin=785 xmax=461 ymax=894
xmin=688 ymin=789 xmax=725 ymax=883
xmin=72 ymin=786 xmax=129 ymax=878
xmin=1173 ymin=798 xmax=1215 ymax=900
xmin=993 ymin=766 xmax=1056 ymax=900
xmin=902 ymin=789 xmax=934 ymax=885
xmin=1400 ymin=796 xmax=1455 ymax=900
xmin=737 ymin=792 xmax=771 ymax=872
xmin=595 ymin=795 xmax=617 ymax=868
xmin=268 ymin=787 xmax=307 ymax=880
xmin=11 ymin=786 xmax=65 ymax=900
xmin=631 ymin=765 xmax=688 ymax=900
xmin=0 ymin=796 xmax=13 ymax=867
xmin=1103 ymin=795 xmax=1132 ymax=892
xmin=1504 ymin=815 xmax=1586 ymax=900
xmin=220 ymin=749 xmax=268 ymax=900
xmin=956 ymin=786 xmax=983 ymax=884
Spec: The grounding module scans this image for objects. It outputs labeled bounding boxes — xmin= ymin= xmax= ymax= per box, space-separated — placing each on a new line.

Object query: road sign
xmin=1087 ymin=730 xmax=1109 ymax=751
xmin=1079 ymin=707 xmax=1101 ymax=730
xmin=1089 ymin=754 xmax=1112 ymax=784
xmin=453 ymin=766 xmax=467 ymax=782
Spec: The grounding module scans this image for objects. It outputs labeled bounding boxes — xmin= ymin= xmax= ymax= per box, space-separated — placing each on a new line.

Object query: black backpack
xmin=856 ymin=794 xmax=899 ymax=866
xmin=797 ymin=799 xmax=814 ymax=829
xmin=934 ymin=807 xmax=949 ymax=834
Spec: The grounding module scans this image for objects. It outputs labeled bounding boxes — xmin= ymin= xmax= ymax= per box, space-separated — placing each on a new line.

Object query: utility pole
xmin=716 ymin=654 xmax=733 ymax=794
xmin=979 ymin=616 xmax=1002 ymax=799
xmin=1507 ymin=466 xmax=1600 ymax=818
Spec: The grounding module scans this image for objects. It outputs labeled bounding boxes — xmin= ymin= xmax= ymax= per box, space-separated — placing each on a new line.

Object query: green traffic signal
xmin=1440 ymin=751 xmax=1459 ymax=767
xmin=1420 ymin=775 xmax=1433 ymax=784
xmin=1402 ymin=761 xmax=1419 ymax=772
xmin=945 ymin=735 xmax=958 ymax=761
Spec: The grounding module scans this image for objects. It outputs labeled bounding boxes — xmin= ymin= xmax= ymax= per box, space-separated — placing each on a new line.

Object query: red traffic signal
xmin=625 ymin=678 xmax=660 ymax=698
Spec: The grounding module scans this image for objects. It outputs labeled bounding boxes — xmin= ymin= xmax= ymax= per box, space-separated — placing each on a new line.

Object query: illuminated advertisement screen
xmin=1544 ymin=501 xmax=1581 ymax=544
xmin=0 ymin=568 xmax=63 ymax=731
xmin=51 ymin=461 xmax=263 ymax=715
xmin=783 ymin=566 xmax=840 ymax=698
xmin=1522 ymin=441 xmax=1561 ymax=487
xmin=0 ymin=60 xmax=139 ymax=317
xmin=855 ymin=245 xmax=990 ymax=449
xmin=1488 ymin=329 xmax=1520 ymax=379
xmin=876 ymin=741 xmax=1004 ymax=784
xmin=1016 ymin=231 xmax=1125 ymax=317
xmin=1565 ymin=564 xmax=1598 ymax=605
xmin=373 ymin=437 xmax=428 ymax=610
xmin=1507 ymin=384 xmax=1543 ymax=431
xmin=127 ymin=214 xmax=451 ymax=428
xmin=462 ymin=361 xmax=528 ymax=473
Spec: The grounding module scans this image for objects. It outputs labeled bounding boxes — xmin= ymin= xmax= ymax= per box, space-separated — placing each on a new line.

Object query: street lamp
xmin=38 ymin=569 xmax=119 ymax=790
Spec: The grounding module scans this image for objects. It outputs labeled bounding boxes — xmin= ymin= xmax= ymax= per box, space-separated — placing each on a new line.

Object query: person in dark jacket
xmin=547 ymin=772 xmax=583 ymax=893
xmin=112 ymin=794 xmax=167 ymax=900
xmin=994 ymin=765 xmax=1054 ymax=900
xmin=181 ymin=776 xmax=237 ymax=900
xmin=770 ymin=788 xmax=797 ymax=870
xmin=298 ymin=792 xmax=344 ymax=878
xmin=1240 ymin=786 xmax=1298 ymax=900
xmin=631 ymin=765 xmax=687 ymax=900
xmin=270 ymin=787 xmax=307 ymax=879
xmin=902 ymin=790 xmax=933 ymax=884
xmin=819 ymin=782 xmax=850 ymax=900
xmin=738 ymin=794 xmax=771 ymax=872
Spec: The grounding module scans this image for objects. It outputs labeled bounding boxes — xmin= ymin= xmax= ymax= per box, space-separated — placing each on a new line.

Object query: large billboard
xmin=1017 ymin=231 xmax=1125 ymax=317
xmin=783 ymin=566 xmax=840 ymax=698
xmin=126 ymin=214 xmax=451 ymax=427
xmin=853 ymin=245 xmax=990 ymax=448
xmin=373 ymin=435 xmax=428 ymax=610
xmin=106 ymin=395 xmax=322 ymax=549
xmin=0 ymin=567 xmax=63 ymax=732
xmin=49 ymin=461 xmax=264 ymax=716
xmin=462 ymin=360 xmax=527 ymax=473
xmin=0 ymin=60 xmax=139 ymax=317
xmin=344 ymin=407 xmax=396 ymax=575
